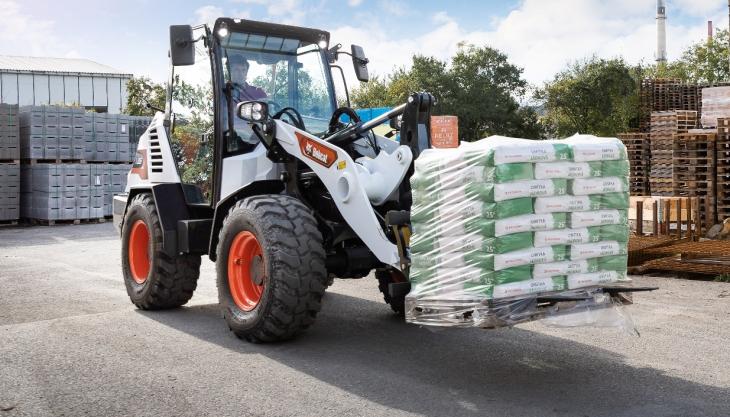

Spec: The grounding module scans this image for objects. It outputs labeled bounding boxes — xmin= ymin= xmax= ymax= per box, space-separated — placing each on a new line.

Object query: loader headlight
xmin=236 ymin=101 xmax=269 ymax=123
xmin=217 ymin=22 xmax=229 ymax=38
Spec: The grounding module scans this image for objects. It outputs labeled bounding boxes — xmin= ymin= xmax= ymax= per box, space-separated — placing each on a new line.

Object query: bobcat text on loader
xmin=114 ymin=18 xmax=430 ymax=342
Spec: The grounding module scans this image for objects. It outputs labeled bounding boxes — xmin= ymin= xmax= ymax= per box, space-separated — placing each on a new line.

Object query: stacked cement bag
xmin=406 ymin=134 xmax=630 ymax=326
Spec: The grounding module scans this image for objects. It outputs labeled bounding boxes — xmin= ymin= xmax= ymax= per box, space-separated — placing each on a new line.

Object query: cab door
xmin=169 ymin=26 xmax=215 ymax=205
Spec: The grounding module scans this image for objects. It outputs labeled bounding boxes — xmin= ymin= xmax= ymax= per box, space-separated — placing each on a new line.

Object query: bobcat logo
xmin=304 ymin=142 xmax=329 ymax=165
xmin=296 ymin=133 xmax=337 ymax=168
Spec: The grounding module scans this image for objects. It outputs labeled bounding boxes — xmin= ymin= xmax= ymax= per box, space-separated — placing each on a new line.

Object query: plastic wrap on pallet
xmin=405 ymin=134 xmax=633 ymax=329
xmin=701 ymin=86 xmax=730 ymax=128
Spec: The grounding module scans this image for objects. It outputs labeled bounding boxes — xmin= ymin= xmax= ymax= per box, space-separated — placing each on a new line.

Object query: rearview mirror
xmin=389 ymin=115 xmax=402 ymax=131
xmin=351 ymin=45 xmax=369 ymax=82
xmin=169 ymin=25 xmax=195 ymax=66
xmin=237 ymin=101 xmax=269 ymax=122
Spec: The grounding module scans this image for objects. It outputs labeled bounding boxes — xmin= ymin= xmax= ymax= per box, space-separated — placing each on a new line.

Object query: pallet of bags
xmin=406 ymin=134 xmax=631 ymax=328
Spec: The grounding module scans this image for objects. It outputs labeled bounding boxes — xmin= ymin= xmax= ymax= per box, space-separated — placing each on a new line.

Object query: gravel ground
xmin=1 ymin=223 xmax=728 ymax=417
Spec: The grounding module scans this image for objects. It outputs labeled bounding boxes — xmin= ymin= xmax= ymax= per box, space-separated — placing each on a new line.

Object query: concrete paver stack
xmin=14 ymin=105 xmax=150 ymax=223
xmin=0 ymin=104 xmax=19 ymax=222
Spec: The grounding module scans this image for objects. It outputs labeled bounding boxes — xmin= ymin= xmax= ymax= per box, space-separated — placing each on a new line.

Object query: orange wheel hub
xmin=228 ymin=231 xmax=265 ymax=311
xmin=128 ymin=220 xmax=151 ymax=284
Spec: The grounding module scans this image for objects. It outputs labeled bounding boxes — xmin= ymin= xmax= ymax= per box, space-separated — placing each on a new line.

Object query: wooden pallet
xmin=23 ymin=159 xmax=131 ymax=165
xmin=0 ymin=219 xmax=19 ymax=227
xmin=26 ymin=217 xmax=107 ymax=226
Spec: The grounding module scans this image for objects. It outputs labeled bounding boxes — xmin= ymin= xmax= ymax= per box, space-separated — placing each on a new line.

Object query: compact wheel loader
xmin=114 ymin=18 xmax=430 ymax=342
xmin=115 ymin=18 xmax=649 ymax=341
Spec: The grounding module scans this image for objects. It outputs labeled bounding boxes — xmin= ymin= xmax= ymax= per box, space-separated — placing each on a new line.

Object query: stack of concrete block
xmin=0 ymin=163 xmax=20 ymax=221
xmin=89 ymin=164 xmax=130 ymax=216
xmin=83 ymin=113 xmax=131 ymax=163
xmin=127 ymin=116 xmax=152 ymax=162
xmin=0 ymin=104 xmax=19 ymax=160
xmin=20 ymin=163 xmax=129 ymax=221
xmin=21 ymin=164 xmax=96 ymax=220
xmin=19 ymin=105 xmax=85 ymax=160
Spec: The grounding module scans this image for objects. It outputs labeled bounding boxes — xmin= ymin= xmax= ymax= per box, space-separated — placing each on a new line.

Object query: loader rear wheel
xmin=216 ymin=195 xmax=327 ymax=343
xmin=121 ymin=193 xmax=201 ymax=309
xmin=377 ymin=269 xmax=406 ymax=316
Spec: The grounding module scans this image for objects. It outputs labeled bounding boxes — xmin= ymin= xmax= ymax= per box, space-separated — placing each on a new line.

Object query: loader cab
xmin=167 ymin=18 xmax=342 ymax=206
xmin=218 ymin=23 xmax=339 ymax=149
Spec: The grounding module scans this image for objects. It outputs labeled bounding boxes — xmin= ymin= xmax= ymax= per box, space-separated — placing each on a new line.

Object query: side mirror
xmin=389 ymin=115 xmax=402 ymax=131
xmin=170 ymin=25 xmax=195 ymax=66
xmin=237 ymin=101 xmax=269 ymax=122
xmin=351 ymin=45 xmax=369 ymax=82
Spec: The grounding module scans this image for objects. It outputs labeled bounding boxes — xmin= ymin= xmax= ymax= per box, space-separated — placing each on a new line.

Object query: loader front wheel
xmin=216 ymin=195 xmax=327 ymax=343
xmin=377 ymin=269 xmax=406 ymax=316
xmin=121 ymin=193 xmax=201 ymax=309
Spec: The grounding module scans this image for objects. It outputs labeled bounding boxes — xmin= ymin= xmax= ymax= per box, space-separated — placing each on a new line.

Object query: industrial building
xmin=0 ymin=56 xmax=131 ymax=114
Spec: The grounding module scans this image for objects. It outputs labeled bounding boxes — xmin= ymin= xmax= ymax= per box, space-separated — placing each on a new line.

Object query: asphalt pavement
xmin=1 ymin=223 xmax=729 ymax=417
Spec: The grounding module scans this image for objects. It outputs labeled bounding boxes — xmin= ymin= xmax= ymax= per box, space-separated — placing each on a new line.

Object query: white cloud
xmin=671 ymin=0 xmax=724 ymax=18
xmin=230 ymin=9 xmax=253 ymax=20
xmin=348 ymin=0 xmax=363 ymax=6
xmin=0 ymin=0 xmax=68 ymax=57
xmin=377 ymin=0 xmax=407 ymax=17
xmin=432 ymin=11 xmax=451 ymax=24
xmin=329 ymin=0 xmax=725 ymax=88
xmin=230 ymin=0 xmax=307 ymax=25
xmin=194 ymin=5 xmax=224 ymax=26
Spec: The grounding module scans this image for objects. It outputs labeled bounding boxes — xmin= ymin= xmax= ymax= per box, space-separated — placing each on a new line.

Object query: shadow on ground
xmin=0 ymin=223 xmax=117 ymax=248
xmin=138 ymin=292 xmax=729 ymax=417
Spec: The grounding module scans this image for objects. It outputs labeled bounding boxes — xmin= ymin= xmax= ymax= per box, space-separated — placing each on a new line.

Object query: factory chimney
xmin=657 ymin=0 xmax=667 ymax=63
xmin=708 ymin=20 xmax=713 ymax=43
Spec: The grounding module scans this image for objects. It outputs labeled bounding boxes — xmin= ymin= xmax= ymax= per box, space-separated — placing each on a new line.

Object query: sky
xmin=1 ymin=0 xmax=728 ymax=87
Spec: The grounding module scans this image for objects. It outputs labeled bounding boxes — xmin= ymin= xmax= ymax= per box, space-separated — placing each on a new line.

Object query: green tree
xmin=538 ymin=57 xmax=639 ymax=137
xmin=125 ymin=76 xmax=166 ymax=116
xmin=352 ymin=45 xmax=541 ymax=140
xmin=252 ymin=61 xmax=330 ymax=116
xmin=643 ymin=29 xmax=730 ymax=84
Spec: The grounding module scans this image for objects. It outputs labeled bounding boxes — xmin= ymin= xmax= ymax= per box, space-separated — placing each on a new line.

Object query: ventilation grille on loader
xmin=148 ymin=128 xmax=163 ymax=173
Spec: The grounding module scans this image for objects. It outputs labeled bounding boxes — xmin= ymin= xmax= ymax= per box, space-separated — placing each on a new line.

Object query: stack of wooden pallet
xmin=649 ymin=110 xmax=697 ymax=195
xmin=717 ymin=118 xmax=730 ymax=221
xmin=681 ymin=84 xmax=701 ymax=113
xmin=673 ymin=130 xmax=717 ymax=228
xmin=617 ymin=132 xmax=650 ymax=195
xmin=638 ymin=79 xmax=653 ymax=133
xmin=639 ymin=79 xmax=703 ymax=133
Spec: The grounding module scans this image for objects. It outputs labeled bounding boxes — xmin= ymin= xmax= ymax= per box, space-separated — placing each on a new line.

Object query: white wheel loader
xmin=114 ymin=18 xmax=649 ymax=342
xmin=114 ymin=18 xmax=428 ymax=342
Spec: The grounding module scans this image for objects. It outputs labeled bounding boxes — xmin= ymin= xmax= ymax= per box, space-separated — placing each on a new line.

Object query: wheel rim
xmin=128 ymin=220 xmax=151 ymax=284
xmin=228 ymin=231 xmax=265 ymax=311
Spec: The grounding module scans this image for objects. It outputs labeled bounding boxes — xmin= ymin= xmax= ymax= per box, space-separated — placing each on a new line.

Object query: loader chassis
xmin=115 ymin=18 xmax=434 ymax=341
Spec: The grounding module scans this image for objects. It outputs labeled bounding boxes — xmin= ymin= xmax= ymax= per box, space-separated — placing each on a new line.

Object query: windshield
xmin=222 ymin=31 xmax=336 ymax=137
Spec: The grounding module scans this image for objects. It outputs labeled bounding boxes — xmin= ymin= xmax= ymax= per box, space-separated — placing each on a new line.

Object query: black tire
xmin=216 ymin=194 xmax=327 ymax=343
xmin=121 ymin=193 xmax=201 ymax=309
xmin=376 ymin=269 xmax=406 ymax=316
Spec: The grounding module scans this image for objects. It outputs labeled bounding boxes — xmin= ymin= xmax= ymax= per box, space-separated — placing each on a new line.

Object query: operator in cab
xmin=229 ymin=54 xmax=267 ymax=102
xmin=227 ymin=53 xmax=268 ymax=149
